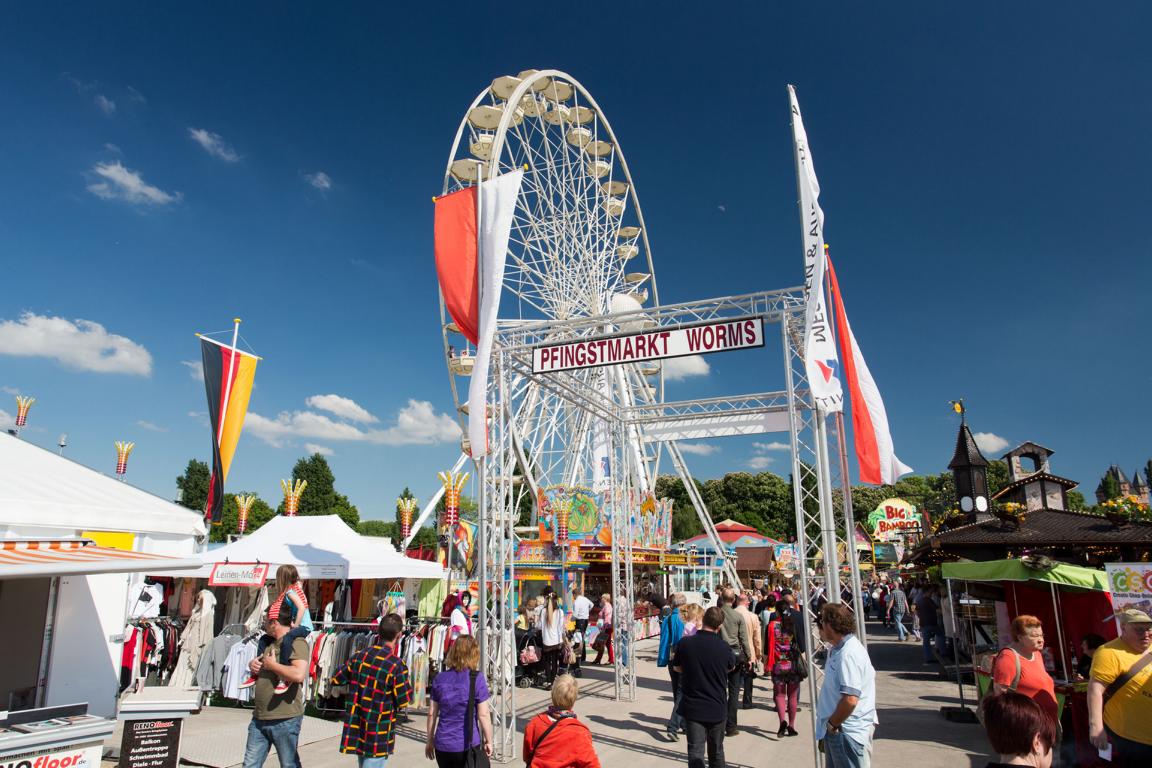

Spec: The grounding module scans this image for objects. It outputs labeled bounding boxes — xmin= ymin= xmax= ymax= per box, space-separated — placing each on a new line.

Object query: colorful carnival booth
xmin=941 ymin=558 xmax=1116 ymax=766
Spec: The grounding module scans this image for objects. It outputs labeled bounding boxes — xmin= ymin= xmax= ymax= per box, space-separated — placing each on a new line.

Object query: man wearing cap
xmin=1088 ymin=608 xmax=1152 ymax=764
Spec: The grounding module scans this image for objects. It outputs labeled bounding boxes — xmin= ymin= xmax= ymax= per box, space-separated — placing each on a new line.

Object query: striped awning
xmin=0 ymin=539 xmax=204 ymax=579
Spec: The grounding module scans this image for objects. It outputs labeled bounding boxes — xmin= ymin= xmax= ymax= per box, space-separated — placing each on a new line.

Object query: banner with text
xmin=1105 ymin=562 xmax=1152 ymax=621
xmin=209 ymin=562 xmax=269 ymax=587
xmin=532 ymin=317 xmax=764 ymax=374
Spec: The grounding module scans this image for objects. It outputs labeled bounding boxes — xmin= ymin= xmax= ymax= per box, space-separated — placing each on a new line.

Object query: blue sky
xmin=1 ymin=3 xmax=1150 ymax=520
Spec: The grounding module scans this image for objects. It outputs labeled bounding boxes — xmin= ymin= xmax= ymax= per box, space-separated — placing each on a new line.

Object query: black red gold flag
xmin=200 ymin=336 xmax=258 ymax=524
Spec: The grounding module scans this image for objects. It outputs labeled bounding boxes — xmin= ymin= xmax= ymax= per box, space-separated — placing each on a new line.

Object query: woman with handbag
xmin=522 ymin=675 xmax=601 ymax=767
xmin=591 ymin=594 xmax=614 ymax=665
xmin=540 ymin=593 xmax=567 ymax=687
xmin=426 ymin=635 xmax=493 ymax=767
xmin=766 ymin=611 xmax=806 ymax=738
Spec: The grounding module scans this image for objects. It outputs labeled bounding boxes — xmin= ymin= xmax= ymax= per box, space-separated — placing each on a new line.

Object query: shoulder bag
xmin=463 ymin=670 xmax=491 ymax=768
xmin=1103 ymin=650 xmax=1152 ymax=706
xmin=790 ymin=643 xmax=810 ymax=680
xmin=526 ymin=713 xmax=575 ymax=767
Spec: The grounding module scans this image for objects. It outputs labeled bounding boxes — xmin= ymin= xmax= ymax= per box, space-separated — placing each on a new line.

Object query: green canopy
xmin=941 ymin=559 xmax=1108 ymax=592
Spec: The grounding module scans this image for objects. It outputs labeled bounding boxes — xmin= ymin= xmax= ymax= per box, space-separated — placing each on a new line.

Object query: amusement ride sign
xmin=866 ymin=498 xmax=922 ymax=541
xmin=532 ymin=317 xmax=764 ymax=374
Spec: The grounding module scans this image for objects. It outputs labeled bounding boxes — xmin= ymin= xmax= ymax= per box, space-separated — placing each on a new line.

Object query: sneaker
xmin=664 ymin=731 xmax=679 ymax=743
xmin=724 ymin=727 xmax=738 ymax=737
xmin=237 ymin=676 xmax=257 ymax=690
xmin=273 ymin=681 xmax=290 ymax=694
xmin=787 ymin=727 xmax=799 ymax=737
xmin=777 ymin=723 xmax=788 ymax=738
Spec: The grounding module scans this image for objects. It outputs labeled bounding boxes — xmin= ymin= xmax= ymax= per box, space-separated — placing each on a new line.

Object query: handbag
xmin=520 ymin=645 xmax=540 ymax=665
xmin=463 ymin=670 xmax=491 ymax=768
xmin=790 ymin=645 xmax=809 ymax=680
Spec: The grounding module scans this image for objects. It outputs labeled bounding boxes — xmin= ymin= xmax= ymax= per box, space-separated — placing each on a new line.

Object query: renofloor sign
xmin=532 ymin=317 xmax=764 ymax=374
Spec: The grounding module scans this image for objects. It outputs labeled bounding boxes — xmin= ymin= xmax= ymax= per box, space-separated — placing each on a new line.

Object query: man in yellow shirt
xmin=1088 ymin=608 xmax=1152 ymax=765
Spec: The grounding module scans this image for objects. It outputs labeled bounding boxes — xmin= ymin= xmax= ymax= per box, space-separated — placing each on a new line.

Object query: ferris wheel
xmin=440 ymin=69 xmax=662 ymax=502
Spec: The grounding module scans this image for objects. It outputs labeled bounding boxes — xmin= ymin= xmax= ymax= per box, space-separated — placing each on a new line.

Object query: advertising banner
xmin=866 ymin=498 xmax=922 ymax=541
xmin=120 ymin=718 xmax=182 ymax=768
xmin=209 ymin=562 xmax=269 ymax=587
xmin=1105 ymin=562 xmax=1152 ymax=618
xmin=532 ymin=317 xmax=764 ymax=374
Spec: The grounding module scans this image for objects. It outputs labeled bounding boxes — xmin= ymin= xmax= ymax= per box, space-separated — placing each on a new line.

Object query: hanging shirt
xmin=128 ymin=583 xmax=164 ymax=619
xmin=450 ymin=607 xmax=472 ymax=637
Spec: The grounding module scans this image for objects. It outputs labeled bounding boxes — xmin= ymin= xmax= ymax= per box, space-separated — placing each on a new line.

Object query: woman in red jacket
xmin=522 ymin=675 xmax=601 ymax=768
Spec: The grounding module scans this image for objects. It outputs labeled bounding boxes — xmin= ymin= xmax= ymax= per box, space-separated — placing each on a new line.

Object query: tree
xmin=1100 ymin=471 xmax=1121 ymax=502
xmin=209 ymin=492 xmax=276 ymax=543
xmin=655 ymin=474 xmax=703 ymax=541
xmin=175 ymin=459 xmax=210 ymax=512
xmin=1067 ymin=491 xmax=1087 ymax=511
xmin=278 ymin=453 xmax=360 ymax=527
xmin=359 ymin=520 xmax=396 ymax=539
xmin=1145 ymin=459 xmax=1152 ymax=494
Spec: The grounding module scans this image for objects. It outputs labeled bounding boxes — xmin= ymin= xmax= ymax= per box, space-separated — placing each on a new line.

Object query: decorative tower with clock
xmin=948 ymin=403 xmax=990 ymax=521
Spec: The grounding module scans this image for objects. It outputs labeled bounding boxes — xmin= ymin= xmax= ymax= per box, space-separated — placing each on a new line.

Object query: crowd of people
xmin=231 ymin=570 xmax=1150 ymax=768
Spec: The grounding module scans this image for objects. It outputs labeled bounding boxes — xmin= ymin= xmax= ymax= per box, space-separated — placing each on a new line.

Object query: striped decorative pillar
xmin=14 ymin=395 xmax=35 ymax=434
xmin=398 ymin=497 xmax=418 ymax=541
xmin=280 ymin=478 xmax=308 ymax=516
xmin=437 ymin=471 xmax=469 ymax=529
xmin=556 ymin=500 xmax=570 ymax=544
xmin=236 ymin=494 xmax=257 ymax=534
xmin=114 ymin=441 xmax=135 ymax=477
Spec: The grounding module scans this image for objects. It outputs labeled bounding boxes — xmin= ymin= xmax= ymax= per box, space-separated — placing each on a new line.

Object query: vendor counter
xmin=0 ymin=704 xmax=113 ymax=768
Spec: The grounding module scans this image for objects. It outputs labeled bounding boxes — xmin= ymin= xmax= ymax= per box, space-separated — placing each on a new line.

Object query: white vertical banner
xmin=788 ymin=85 xmax=843 ymax=413
xmin=593 ymin=370 xmax=613 ymax=492
xmin=468 ymin=169 xmax=524 ymax=457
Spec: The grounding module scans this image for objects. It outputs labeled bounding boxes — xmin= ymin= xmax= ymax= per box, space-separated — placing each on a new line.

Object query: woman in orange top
xmin=992 ymin=615 xmax=1058 ymax=727
xmin=522 ymin=675 xmax=600 ymax=768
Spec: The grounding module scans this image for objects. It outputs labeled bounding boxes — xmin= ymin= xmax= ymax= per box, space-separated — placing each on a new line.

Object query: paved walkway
xmin=116 ymin=619 xmax=991 ymax=767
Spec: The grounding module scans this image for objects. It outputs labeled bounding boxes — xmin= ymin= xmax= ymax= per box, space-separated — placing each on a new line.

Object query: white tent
xmin=0 ymin=433 xmax=206 ymax=539
xmin=178 ymin=514 xmax=447 ymax=580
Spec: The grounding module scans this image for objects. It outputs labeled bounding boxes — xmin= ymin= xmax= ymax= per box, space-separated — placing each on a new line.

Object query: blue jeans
xmin=668 ymin=670 xmax=685 ymax=735
xmin=357 ymin=757 xmax=388 ymax=768
xmin=892 ymin=611 xmax=906 ymax=641
xmin=824 ymin=730 xmax=870 ymax=768
xmin=921 ymin=625 xmax=939 ymax=662
xmin=243 ymin=716 xmax=302 ymax=768
xmin=685 ymin=719 xmax=726 ymax=768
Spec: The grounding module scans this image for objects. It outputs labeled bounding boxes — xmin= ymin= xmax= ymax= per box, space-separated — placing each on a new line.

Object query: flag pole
xmin=476 ymin=159 xmax=489 ymax=667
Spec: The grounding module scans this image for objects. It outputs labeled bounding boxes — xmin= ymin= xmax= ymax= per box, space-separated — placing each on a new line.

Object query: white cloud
xmin=1 ymin=385 xmax=19 ymax=395
xmin=94 ymin=94 xmax=116 ymax=115
xmin=246 ymin=398 xmax=460 ymax=448
xmin=304 ymin=443 xmax=334 ymax=457
xmin=677 ymin=442 xmax=718 ymax=456
xmin=663 ymin=355 xmax=710 ymax=381
xmin=136 ymin=419 xmax=168 ymax=432
xmin=0 ymin=312 xmax=152 ymax=376
xmin=181 ymin=360 xmax=204 ymax=381
xmin=103 ymin=143 xmax=123 ymax=155
xmin=188 ymin=128 xmax=240 ymax=163
xmin=87 ymin=161 xmax=181 ymax=206
xmin=306 ymin=394 xmax=377 ymax=423
xmin=753 ymin=441 xmax=791 ymax=452
xmin=747 ymin=455 xmax=774 ymax=470
xmin=126 ymin=86 xmax=146 ymax=104
xmin=187 ymin=410 xmax=209 ymax=427
xmin=0 ymin=409 xmax=13 ymax=429
xmin=303 ymin=172 xmax=332 ymax=191
xmin=973 ymin=432 xmax=1010 ymax=455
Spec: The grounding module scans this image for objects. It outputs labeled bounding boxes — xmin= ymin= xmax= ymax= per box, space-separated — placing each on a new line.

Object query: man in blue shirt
xmin=815 ymin=603 xmax=877 ymax=768
xmin=673 ymin=607 xmax=735 ymax=768
xmin=657 ymin=593 xmax=687 ymax=742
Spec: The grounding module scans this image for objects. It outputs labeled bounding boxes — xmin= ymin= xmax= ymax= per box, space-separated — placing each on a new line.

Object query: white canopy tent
xmin=176 ymin=514 xmax=447 ymax=580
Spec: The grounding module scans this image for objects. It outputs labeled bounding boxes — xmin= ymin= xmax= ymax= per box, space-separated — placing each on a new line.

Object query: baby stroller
xmin=515 ymin=626 xmax=545 ymax=688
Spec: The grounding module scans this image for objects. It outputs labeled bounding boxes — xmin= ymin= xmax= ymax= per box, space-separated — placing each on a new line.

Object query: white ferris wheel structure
xmin=424 ymin=69 xmax=865 ymax=765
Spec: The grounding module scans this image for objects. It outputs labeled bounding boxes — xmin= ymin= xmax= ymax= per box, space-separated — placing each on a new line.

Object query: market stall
xmin=941 ymin=558 xmax=1116 ymax=766
xmin=0 ymin=434 xmax=206 ymax=717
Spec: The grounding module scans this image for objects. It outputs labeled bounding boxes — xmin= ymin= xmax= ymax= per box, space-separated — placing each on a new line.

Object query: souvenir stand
xmin=941 ymin=558 xmax=1116 ymax=766
xmin=168 ymin=515 xmax=446 ymax=716
xmin=0 ymin=434 xmax=206 ymax=721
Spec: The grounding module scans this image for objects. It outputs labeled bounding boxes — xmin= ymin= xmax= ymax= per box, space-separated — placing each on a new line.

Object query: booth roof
xmin=940 ymin=558 xmax=1108 ymax=591
xmin=0 ymin=433 xmax=206 ymax=538
xmin=175 ymin=514 xmax=447 ymax=580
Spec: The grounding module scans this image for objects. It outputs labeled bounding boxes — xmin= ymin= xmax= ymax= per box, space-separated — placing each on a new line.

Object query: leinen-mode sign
xmin=531 ymin=317 xmax=764 ymax=374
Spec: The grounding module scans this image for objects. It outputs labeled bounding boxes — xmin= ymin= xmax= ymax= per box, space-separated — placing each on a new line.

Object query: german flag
xmin=200 ymin=336 xmax=258 ymax=524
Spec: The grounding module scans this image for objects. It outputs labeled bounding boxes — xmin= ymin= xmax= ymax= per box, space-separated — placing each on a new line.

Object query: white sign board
xmin=532 ymin=317 xmax=764 ymax=374
xmin=209 ymin=562 xmax=269 ymax=587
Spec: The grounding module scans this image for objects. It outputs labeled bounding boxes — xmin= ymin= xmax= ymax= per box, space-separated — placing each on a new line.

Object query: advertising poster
xmin=1105 ymin=562 xmax=1152 ymax=618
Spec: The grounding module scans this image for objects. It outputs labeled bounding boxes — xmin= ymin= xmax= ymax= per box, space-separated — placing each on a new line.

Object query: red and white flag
xmin=827 ymin=256 xmax=912 ymax=485
xmin=434 ymin=169 xmax=525 ymax=458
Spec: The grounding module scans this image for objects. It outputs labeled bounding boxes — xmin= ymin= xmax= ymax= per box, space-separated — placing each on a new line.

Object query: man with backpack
xmin=657 ymin=593 xmax=688 ymax=742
